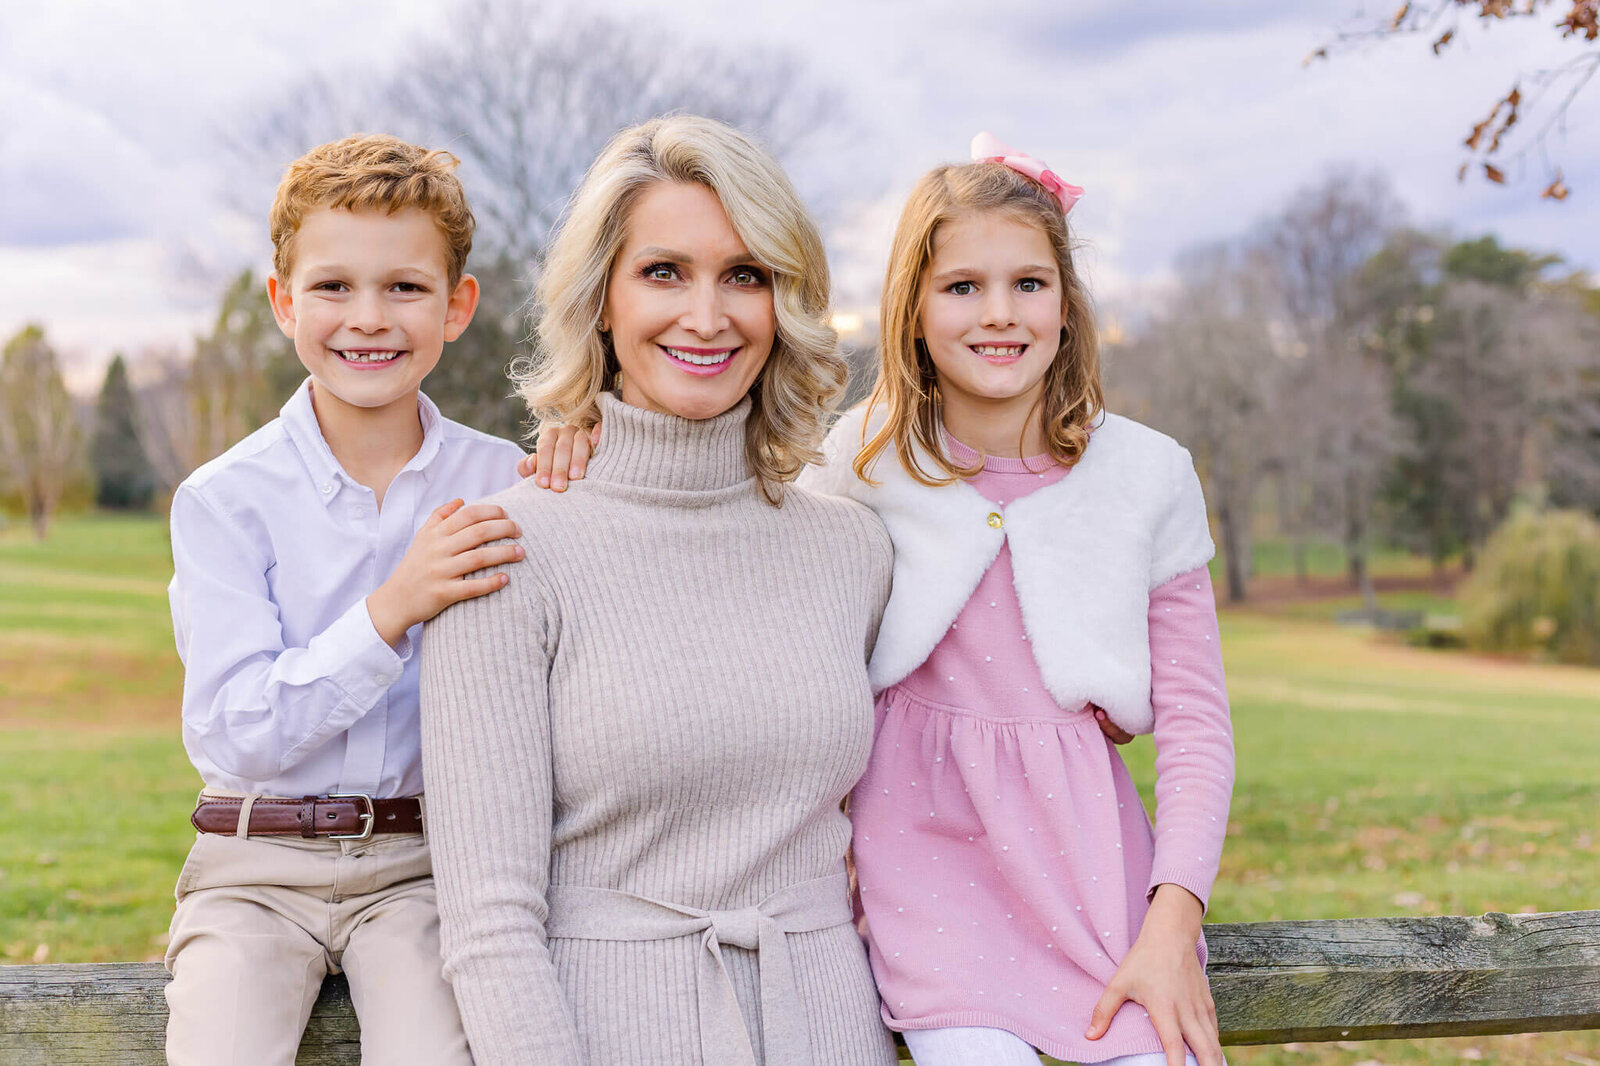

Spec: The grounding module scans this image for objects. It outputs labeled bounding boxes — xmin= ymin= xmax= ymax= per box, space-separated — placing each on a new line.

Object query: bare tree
xmin=1312 ymin=1 xmax=1598 ymax=196
xmin=1252 ymin=169 xmax=1408 ymax=608
xmin=0 ymin=325 xmax=83 ymax=538
xmin=1109 ymin=245 xmax=1283 ymax=603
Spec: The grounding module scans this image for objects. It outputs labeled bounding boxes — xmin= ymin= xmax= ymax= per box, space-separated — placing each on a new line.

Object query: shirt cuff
xmin=319 ymin=600 xmax=407 ymax=705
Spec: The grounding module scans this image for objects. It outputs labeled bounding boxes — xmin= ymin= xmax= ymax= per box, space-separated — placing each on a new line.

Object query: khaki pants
xmin=163 ymin=795 xmax=471 ymax=1066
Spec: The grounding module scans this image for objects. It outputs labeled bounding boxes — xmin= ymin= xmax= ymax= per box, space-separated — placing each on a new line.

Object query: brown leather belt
xmin=192 ymin=794 xmax=422 ymax=841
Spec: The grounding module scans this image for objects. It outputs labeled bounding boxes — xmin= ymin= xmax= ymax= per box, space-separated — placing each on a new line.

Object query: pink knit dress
xmin=849 ymin=439 xmax=1234 ymax=1063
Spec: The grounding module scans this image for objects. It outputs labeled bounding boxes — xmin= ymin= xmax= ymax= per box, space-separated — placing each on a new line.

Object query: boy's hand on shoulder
xmin=366 ymin=499 xmax=523 ymax=647
xmin=518 ymin=422 xmax=601 ymax=492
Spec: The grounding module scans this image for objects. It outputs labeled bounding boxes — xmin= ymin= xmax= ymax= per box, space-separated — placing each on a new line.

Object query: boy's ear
xmin=443 ymin=273 xmax=481 ymax=342
xmin=266 ymin=274 xmax=297 ymax=339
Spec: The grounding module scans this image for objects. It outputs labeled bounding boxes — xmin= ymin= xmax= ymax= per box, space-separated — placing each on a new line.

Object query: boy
xmin=163 ymin=135 xmax=525 ymax=1065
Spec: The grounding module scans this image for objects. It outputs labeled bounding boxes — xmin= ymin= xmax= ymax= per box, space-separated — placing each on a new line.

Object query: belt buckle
xmin=327 ymin=793 xmax=375 ymax=841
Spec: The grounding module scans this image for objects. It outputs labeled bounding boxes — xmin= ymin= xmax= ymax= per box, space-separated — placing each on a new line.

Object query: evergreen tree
xmin=91 ymin=354 xmax=158 ymax=510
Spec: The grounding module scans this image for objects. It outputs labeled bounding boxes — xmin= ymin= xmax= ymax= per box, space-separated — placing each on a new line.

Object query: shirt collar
xmin=280 ymin=378 xmax=444 ymax=506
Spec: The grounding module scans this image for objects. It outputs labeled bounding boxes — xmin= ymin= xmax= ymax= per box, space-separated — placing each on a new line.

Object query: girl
xmin=801 ymin=135 xmax=1233 ymax=1066
xmin=532 ymin=134 xmax=1232 ymax=1066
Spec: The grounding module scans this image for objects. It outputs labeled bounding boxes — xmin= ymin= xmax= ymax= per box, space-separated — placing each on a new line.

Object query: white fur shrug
xmin=797 ymin=405 xmax=1214 ymax=734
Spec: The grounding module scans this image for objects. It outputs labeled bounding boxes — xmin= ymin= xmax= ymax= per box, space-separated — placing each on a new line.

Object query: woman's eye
xmin=948 ymin=281 xmax=975 ymax=296
xmin=729 ymin=267 xmax=765 ymax=286
xmin=645 ymin=263 xmax=679 ymax=281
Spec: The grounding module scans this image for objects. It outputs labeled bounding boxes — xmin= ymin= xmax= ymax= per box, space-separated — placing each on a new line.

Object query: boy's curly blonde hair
xmin=269 ymin=134 xmax=476 ymax=285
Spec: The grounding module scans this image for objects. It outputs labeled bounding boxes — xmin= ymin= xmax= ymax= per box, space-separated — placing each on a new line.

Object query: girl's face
xmin=603 ymin=181 xmax=776 ymax=421
xmin=917 ymin=210 xmax=1063 ymax=421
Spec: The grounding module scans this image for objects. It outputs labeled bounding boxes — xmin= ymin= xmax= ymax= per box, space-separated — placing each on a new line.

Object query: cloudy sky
xmin=3 ymin=0 xmax=1596 ymax=391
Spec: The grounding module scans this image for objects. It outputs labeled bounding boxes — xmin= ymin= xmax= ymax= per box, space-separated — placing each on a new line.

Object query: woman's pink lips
xmin=660 ymin=344 xmax=739 ymax=377
xmin=336 ymin=350 xmax=408 ymax=371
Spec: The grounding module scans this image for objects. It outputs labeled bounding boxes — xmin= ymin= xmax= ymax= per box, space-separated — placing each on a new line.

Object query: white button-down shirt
xmin=168 ymin=379 xmax=525 ymax=799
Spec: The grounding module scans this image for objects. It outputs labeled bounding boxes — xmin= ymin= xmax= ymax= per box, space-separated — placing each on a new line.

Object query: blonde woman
xmin=418 ymin=115 xmax=899 ymax=1066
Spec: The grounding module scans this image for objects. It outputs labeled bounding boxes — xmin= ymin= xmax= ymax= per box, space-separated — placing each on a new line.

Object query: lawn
xmin=2 ymin=514 xmax=1597 ymax=1064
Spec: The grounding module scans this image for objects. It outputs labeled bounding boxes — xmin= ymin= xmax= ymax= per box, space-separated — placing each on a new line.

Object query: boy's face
xmin=267 ymin=206 xmax=478 ymax=420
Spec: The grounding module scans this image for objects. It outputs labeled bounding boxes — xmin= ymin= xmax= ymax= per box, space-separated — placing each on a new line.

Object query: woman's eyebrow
xmin=634 ymin=246 xmax=690 ymax=262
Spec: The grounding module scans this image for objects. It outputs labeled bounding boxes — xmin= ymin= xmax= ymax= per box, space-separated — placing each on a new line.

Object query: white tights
xmin=902 ymin=1025 xmax=1204 ymax=1066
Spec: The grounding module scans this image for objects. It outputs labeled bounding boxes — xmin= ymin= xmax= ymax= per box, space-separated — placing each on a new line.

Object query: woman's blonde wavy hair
xmin=513 ymin=114 xmax=844 ymax=505
xmin=854 ymin=161 xmax=1104 ymax=486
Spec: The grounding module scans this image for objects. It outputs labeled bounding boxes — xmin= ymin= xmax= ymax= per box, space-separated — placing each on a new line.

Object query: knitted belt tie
xmin=545 ymin=871 xmax=853 ymax=1066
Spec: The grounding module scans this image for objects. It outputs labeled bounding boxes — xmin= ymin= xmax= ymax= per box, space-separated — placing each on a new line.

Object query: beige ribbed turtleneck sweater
xmin=419 ymin=393 xmax=898 ymax=1066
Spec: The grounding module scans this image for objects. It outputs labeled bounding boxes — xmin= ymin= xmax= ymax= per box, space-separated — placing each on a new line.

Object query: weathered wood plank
xmin=1209 ymin=910 xmax=1600 ymax=1043
xmin=2 ymin=911 xmax=1598 ymax=1062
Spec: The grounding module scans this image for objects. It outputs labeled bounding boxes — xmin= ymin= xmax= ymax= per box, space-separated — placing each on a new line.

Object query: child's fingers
xmin=448 ymin=542 xmax=525 ymax=578
xmin=550 ymin=429 xmax=575 ymax=492
xmin=1085 ymin=983 xmax=1127 ymax=1039
xmin=1094 ymin=708 xmax=1135 ymax=745
xmin=567 ymin=428 xmax=592 ymax=481
xmin=439 ymin=503 xmax=507 ymax=535
xmin=1151 ymin=1012 xmax=1188 ymax=1066
xmin=1181 ymin=994 xmax=1224 ymax=1066
xmin=448 ymin=518 xmax=522 ymax=551
xmin=426 ymin=498 xmax=466 ymax=528
xmin=443 ymin=571 xmax=510 ymax=605
xmin=533 ymin=426 xmax=559 ymax=487
xmin=516 ymin=452 xmax=537 ymax=480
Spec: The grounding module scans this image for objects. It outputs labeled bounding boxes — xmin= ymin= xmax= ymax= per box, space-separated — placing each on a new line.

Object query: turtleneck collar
xmin=584 ymin=391 xmax=754 ymax=493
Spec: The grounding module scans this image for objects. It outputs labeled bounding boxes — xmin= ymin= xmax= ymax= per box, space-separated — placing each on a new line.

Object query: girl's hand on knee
xmin=521 ymin=422 xmax=601 ymax=491
xmin=1085 ymin=884 xmax=1222 ymax=1066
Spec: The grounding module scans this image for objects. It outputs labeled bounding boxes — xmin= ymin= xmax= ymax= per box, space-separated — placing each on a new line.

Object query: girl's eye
xmin=947 ymin=281 xmax=975 ymax=296
xmin=1017 ymin=278 xmax=1046 ymax=293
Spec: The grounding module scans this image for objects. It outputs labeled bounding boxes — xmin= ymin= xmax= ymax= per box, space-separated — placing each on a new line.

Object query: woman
xmin=419 ymin=115 xmax=899 ymax=1066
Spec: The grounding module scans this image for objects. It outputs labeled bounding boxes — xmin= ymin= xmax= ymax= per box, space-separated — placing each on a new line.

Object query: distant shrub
xmin=1459 ymin=510 xmax=1600 ymax=666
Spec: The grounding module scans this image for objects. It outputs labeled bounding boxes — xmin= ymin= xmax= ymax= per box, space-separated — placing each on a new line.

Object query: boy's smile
xmin=267 ymin=206 xmax=478 ymax=421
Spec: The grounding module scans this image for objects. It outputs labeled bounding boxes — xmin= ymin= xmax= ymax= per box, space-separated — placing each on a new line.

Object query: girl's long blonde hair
xmin=513 ymin=114 xmax=844 ymax=505
xmin=855 ymin=161 xmax=1104 ymax=485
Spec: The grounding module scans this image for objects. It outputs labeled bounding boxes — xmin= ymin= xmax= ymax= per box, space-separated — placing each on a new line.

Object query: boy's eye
xmin=392 ymin=282 xmax=427 ymax=293
xmin=312 ymin=281 xmax=347 ymax=292
xmin=947 ymin=281 xmax=975 ymax=296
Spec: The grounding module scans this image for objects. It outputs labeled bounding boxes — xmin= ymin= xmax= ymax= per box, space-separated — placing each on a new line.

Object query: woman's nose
xmin=680 ymin=281 xmax=729 ymax=339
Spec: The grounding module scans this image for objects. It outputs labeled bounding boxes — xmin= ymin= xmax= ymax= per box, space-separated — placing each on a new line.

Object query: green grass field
xmin=2 ymin=514 xmax=1597 ymax=1064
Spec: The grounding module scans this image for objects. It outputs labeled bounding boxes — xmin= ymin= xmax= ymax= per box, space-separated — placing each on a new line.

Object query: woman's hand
xmin=518 ymin=422 xmax=601 ymax=491
xmin=1085 ymin=883 xmax=1222 ymax=1066
xmin=1093 ymin=705 xmax=1135 ymax=745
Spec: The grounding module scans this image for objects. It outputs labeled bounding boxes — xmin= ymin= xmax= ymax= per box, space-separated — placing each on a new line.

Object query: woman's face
xmin=603 ymin=181 xmax=776 ymax=420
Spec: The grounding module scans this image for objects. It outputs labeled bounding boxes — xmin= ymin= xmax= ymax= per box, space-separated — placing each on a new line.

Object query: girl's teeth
xmin=666 ymin=347 xmax=733 ymax=366
xmin=975 ymin=345 xmax=1024 ymax=357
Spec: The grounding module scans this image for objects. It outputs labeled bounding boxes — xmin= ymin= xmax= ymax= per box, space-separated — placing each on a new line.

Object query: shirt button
xmin=320 ymin=484 xmax=333 ymax=494
xmin=986 ymin=512 xmax=1003 ymax=529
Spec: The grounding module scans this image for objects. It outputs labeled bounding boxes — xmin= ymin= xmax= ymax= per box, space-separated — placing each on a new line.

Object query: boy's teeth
xmin=666 ymin=347 xmax=733 ymax=366
xmin=342 ymin=350 xmax=401 ymax=363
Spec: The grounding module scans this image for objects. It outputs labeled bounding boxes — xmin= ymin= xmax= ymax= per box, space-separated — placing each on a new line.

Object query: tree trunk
xmin=1219 ymin=498 xmax=1249 ymax=603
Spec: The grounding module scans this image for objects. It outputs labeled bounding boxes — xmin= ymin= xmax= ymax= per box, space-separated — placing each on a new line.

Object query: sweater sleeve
xmin=419 ymin=556 xmax=587 ymax=1065
xmin=1144 ymin=566 xmax=1234 ymax=912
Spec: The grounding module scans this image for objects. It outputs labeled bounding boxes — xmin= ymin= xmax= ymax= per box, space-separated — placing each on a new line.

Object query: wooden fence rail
xmin=3 ymin=910 xmax=1598 ymax=1064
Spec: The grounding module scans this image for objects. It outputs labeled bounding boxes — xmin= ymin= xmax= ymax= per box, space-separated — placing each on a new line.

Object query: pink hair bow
xmin=970 ymin=132 xmax=1083 ymax=215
